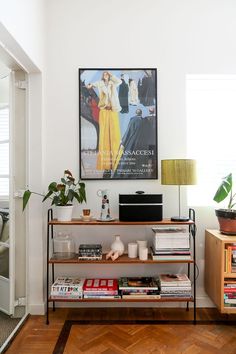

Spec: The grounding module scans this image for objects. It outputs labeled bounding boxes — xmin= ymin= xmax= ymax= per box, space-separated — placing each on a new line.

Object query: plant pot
xmin=215 ymin=209 xmax=236 ymax=235
xmin=56 ymin=205 xmax=73 ymax=222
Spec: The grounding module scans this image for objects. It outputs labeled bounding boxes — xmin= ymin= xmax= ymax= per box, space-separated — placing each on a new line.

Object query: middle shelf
xmin=49 ymin=253 xmax=194 ymax=264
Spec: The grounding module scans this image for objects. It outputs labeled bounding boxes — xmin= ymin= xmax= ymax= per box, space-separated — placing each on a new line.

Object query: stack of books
xmin=151 ymin=227 xmax=191 ymax=260
xmin=78 ymin=244 xmax=102 ymax=260
xmin=224 ymin=280 xmax=236 ymax=307
xmin=225 ymin=245 xmax=236 ymax=273
xmin=159 ymin=273 xmax=192 ymax=298
xmin=51 ymin=277 xmax=85 ymax=299
xmin=118 ymin=277 xmax=161 ymax=299
xmin=83 ymin=278 xmax=120 ymax=299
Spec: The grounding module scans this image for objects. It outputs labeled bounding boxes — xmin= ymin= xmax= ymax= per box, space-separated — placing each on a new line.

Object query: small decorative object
xmin=97 ymin=189 xmax=111 ymax=221
xmin=137 ymin=240 xmax=148 ymax=256
xmin=128 ymin=242 xmax=138 ymax=258
xmin=81 ymin=208 xmax=92 ymax=221
xmin=213 ymin=173 xmax=236 ymax=235
xmin=53 ymin=232 xmax=75 ymax=259
xmin=106 ymin=235 xmax=124 ymax=261
xmin=139 ymin=247 xmax=148 ymax=261
xmin=22 ymin=170 xmax=86 ymax=221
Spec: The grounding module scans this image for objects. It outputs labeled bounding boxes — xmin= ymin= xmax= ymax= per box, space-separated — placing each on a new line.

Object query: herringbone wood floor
xmin=4 ymin=308 xmax=236 ymax=354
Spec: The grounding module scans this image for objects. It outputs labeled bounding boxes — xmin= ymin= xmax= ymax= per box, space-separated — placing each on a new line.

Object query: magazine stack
xmin=51 ymin=277 xmax=85 ymax=299
xmin=83 ymin=278 xmax=121 ymax=299
xmin=78 ymin=244 xmax=102 ymax=260
xmin=118 ymin=277 xmax=161 ymax=299
xmin=159 ymin=274 xmax=192 ymax=298
xmin=151 ymin=227 xmax=191 ymax=260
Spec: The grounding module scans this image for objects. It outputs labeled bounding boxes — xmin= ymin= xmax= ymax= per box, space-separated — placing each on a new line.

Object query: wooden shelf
xmin=48 ymin=218 xmax=195 ymax=226
xmin=49 ymin=296 xmax=194 ymax=303
xmin=224 ymin=273 xmax=236 ymax=278
xmin=205 ymin=229 xmax=236 ymax=314
xmin=49 ymin=253 xmax=194 ymax=264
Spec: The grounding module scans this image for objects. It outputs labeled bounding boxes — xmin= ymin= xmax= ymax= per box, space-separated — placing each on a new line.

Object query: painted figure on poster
xmin=129 ymin=79 xmax=139 ymax=105
xmin=119 ymin=74 xmax=129 ymax=113
xmin=114 ymin=106 xmax=156 ymax=178
xmin=138 ymin=70 xmax=155 ymax=106
xmin=87 ymin=71 xmax=122 ymax=178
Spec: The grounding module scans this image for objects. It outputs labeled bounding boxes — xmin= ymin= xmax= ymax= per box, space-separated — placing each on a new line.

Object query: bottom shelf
xmin=48 ymin=296 xmax=194 ymax=303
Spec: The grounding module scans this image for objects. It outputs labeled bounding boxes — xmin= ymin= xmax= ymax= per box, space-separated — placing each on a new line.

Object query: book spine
xmin=122 ymin=294 xmax=161 ymax=299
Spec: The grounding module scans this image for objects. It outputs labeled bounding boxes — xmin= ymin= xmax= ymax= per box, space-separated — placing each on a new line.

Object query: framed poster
xmin=79 ymin=68 xmax=157 ymax=180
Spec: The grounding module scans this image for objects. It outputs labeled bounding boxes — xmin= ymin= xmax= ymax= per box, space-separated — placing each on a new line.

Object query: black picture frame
xmin=79 ymin=68 xmax=158 ymax=180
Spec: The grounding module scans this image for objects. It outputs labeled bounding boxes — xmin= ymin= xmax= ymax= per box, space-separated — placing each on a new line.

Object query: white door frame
xmin=0 ymin=22 xmax=43 ymax=317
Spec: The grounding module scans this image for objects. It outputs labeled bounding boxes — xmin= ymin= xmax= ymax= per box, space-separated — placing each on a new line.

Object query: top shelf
xmin=48 ymin=218 xmax=195 ymax=226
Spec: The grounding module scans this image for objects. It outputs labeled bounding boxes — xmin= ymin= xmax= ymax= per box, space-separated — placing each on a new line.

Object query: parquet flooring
xmin=4 ymin=308 xmax=236 ymax=354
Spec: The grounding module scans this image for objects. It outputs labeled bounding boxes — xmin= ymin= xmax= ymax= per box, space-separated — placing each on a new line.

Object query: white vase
xmin=111 ymin=235 xmax=124 ymax=255
xmin=56 ymin=205 xmax=73 ymax=222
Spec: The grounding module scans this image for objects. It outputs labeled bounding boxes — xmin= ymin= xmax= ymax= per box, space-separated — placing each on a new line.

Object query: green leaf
xmin=48 ymin=182 xmax=58 ymax=192
xmin=67 ymin=189 xmax=74 ymax=202
xmin=23 ymin=190 xmax=32 ymax=211
xmin=79 ymin=185 xmax=86 ymax=203
xmin=42 ymin=190 xmax=53 ymax=202
xmin=213 ymin=173 xmax=232 ymax=203
xmin=73 ymin=191 xmax=82 ymax=203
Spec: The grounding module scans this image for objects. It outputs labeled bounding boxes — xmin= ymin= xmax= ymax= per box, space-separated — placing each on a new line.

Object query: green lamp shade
xmin=161 ymin=159 xmax=197 ymax=186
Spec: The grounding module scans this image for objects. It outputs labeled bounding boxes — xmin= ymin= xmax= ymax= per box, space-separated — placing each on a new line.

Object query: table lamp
xmin=161 ymin=159 xmax=197 ymax=221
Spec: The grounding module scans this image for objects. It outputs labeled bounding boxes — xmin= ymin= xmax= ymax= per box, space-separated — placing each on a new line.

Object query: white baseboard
xmin=29 ymin=302 xmax=46 ymax=315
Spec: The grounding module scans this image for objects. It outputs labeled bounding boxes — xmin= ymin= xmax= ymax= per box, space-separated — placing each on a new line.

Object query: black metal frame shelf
xmin=46 ymin=208 xmax=196 ymax=324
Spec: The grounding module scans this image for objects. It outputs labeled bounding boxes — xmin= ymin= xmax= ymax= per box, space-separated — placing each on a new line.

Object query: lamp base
xmin=171 ymin=216 xmax=189 ymax=222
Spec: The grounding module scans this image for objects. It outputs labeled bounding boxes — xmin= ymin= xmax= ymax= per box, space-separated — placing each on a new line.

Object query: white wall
xmin=0 ymin=0 xmax=45 ymax=71
xmin=41 ymin=0 xmax=236 ymax=310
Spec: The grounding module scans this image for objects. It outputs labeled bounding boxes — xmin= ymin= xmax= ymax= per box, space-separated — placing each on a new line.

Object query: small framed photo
xmin=79 ymin=68 xmax=157 ymax=180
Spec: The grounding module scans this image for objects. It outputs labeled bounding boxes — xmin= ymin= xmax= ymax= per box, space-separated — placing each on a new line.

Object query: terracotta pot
xmin=215 ymin=209 xmax=236 ymax=235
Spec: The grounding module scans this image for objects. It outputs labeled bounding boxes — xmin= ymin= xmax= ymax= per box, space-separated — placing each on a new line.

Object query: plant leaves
xmin=213 ymin=173 xmax=232 ymax=203
xmin=48 ymin=182 xmax=58 ymax=192
xmin=42 ymin=190 xmax=53 ymax=202
xmin=23 ymin=190 xmax=32 ymax=211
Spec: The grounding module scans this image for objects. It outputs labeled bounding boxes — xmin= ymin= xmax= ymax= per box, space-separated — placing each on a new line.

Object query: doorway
xmin=0 ymin=62 xmax=27 ymax=351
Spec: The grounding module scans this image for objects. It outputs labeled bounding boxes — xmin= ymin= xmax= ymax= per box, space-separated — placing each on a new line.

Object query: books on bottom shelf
xmin=119 ymin=277 xmax=160 ymax=299
xmin=51 ymin=277 xmax=85 ymax=299
xmin=83 ymin=278 xmax=119 ymax=297
xmin=159 ymin=273 xmax=191 ymax=298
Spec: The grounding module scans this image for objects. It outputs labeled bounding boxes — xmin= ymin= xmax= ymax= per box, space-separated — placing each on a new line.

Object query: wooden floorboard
xmin=4 ymin=308 xmax=236 ymax=354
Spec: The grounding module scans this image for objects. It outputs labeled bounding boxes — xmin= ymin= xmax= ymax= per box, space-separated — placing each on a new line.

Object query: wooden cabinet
xmin=205 ymin=229 xmax=236 ymax=313
xmin=46 ymin=209 xmax=196 ymax=324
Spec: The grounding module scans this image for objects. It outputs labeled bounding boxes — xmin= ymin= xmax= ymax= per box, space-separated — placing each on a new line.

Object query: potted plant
xmin=23 ymin=170 xmax=86 ymax=221
xmin=213 ymin=173 xmax=236 ymax=235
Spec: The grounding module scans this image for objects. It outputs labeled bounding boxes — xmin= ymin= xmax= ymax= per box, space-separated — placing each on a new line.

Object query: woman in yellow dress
xmin=87 ymin=72 xmax=122 ymax=178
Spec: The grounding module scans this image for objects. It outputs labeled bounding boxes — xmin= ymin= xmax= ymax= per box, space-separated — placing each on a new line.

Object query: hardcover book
xmin=159 ymin=274 xmax=191 ymax=286
xmin=118 ymin=277 xmax=160 ymax=290
xmin=51 ymin=277 xmax=85 ymax=298
xmin=83 ymin=278 xmax=118 ymax=292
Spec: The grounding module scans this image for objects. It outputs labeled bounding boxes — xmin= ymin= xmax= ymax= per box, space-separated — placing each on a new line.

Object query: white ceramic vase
xmin=111 ymin=235 xmax=124 ymax=255
xmin=56 ymin=205 xmax=73 ymax=222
